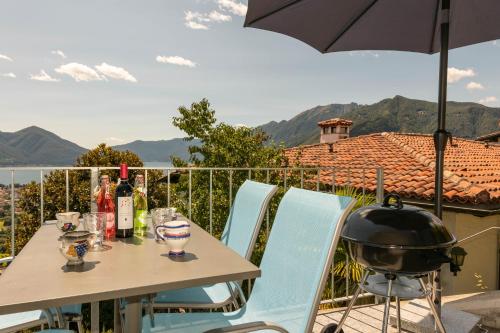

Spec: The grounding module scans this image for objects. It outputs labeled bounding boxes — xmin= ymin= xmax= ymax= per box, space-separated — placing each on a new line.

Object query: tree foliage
xmin=170 ymin=99 xmax=287 ymax=264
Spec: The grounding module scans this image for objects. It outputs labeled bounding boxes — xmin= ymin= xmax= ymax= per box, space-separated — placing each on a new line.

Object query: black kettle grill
xmin=341 ymin=194 xmax=456 ymax=275
xmin=330 ymin=194 xmax=457 ymax=333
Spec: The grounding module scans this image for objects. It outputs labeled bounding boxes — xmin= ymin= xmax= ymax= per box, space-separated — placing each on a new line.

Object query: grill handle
xmin=382 ymin=194 xmax=403 ymax=209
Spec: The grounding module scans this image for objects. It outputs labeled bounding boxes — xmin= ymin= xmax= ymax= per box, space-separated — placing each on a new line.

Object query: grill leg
xmin=333 ymin=270 xmax=370 ymax=333
xmin=396 ymin=296 xmax=401 ymax=333
xmin=382 ymin=274 xmax=395 ymax=333
xmin=419 ymin=278 xmax=447 ymax=333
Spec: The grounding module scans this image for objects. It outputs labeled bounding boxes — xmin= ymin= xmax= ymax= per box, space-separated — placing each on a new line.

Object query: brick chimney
xmin=318 ymin=118 xmax=353 ymax=144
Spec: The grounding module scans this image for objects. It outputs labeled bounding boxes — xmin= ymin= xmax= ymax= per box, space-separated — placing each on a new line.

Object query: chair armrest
xmin=203 ymin=321 xmax=288 ymax=333
xmin=231 ymin=282 xmax=247 ymax=305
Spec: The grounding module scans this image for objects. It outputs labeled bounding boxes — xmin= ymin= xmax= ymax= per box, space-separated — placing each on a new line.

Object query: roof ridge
xmin=381 ymin=132 xmax=491 ymax=201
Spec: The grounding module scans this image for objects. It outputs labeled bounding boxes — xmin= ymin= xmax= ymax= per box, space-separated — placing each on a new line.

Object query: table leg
xmin=91 ymin=301 xmax=99 ymax=333
xmin=114 ymin=299 xmax=123 ymax=333
xmin=124 ymin=295 xmax=143 ymax=333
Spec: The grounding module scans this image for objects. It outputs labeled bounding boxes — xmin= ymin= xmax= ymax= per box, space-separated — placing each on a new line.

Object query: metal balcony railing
xmin=0 ymin=166 xmax=385 ymax=306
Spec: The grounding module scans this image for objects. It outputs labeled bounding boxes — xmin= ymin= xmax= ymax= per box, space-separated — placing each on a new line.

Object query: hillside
xmin=0 ymin=126 xmax=86 ymax=166
xmin=258 ymin=96 xmax=500 ymax=146
xmin=113 ymin=138 xmax=196 ymax=162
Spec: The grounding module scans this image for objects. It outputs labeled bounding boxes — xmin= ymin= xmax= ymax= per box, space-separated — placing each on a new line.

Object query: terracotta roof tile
xmin=285 ymin=133 xmax=500 ymax=207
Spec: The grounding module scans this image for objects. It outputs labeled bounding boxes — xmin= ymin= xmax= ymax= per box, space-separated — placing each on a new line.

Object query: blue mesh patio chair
xmin=151 ymin=180 xmax=278 ymax=312
xmin=143 ymin=187 xmax=356 ymax=333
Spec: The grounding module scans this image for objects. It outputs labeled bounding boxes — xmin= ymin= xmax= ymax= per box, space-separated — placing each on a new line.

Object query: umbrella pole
xmin=433 ymin=0 xmax=451 ymax=323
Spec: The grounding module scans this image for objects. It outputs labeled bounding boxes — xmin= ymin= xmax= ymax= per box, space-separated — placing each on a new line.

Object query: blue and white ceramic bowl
xmin=155 ymin=220 xmax=190 ymax=256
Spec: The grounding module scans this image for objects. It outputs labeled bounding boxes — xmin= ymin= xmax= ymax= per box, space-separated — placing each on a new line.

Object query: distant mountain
xmin=2 ymin=96 xmax=499 ymax=166
xmin=113 ymin=138 xmax=197 ymax=162
xmin=257 ymin=96 xmax=500 ymax=146
xmin=0 ymin=126 xmax=86 ymax=166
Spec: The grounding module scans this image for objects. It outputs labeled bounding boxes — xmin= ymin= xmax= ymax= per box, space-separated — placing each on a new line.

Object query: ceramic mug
xmin=155 ymin=220 xmax=190 ymax=256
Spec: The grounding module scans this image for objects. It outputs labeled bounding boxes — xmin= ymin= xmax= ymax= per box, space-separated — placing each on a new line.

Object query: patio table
xmin=0 ymin=218 xmax=260 ymax=333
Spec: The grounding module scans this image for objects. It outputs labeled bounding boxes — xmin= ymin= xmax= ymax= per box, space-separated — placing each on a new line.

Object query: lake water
xmin=0 ymin=161 xmax=172 ymax=185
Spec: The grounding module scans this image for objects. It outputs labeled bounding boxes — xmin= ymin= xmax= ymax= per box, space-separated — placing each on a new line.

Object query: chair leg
xmin=418 ymin=279 xmax=447 ymax=333
xmin=333 ymin=270 xmax=370 ymax=333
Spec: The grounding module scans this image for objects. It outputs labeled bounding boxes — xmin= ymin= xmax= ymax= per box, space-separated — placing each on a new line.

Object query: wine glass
xmin=83 ymin=213 xmax=106 ymax=251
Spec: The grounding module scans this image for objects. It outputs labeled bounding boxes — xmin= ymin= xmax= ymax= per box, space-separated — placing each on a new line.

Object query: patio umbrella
xmin=244 ymin=0 xmax=500 ymax=322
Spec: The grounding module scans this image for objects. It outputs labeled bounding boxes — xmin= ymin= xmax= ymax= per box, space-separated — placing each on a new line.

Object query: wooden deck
xmin=314 ymin=304 xmax=411 ymax=333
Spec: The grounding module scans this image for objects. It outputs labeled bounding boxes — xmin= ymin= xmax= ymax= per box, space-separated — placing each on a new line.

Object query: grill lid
xmin=341 ymin=194 xmax=456 ymax=249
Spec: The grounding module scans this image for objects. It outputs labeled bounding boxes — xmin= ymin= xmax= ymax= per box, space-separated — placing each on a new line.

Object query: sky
xmin=1 ymin=0 xmax=500 ymax=149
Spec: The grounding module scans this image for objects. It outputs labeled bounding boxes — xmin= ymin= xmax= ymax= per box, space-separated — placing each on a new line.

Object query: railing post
xmin=317 ymin=169 xmax=321 ymax=191
xmin=209 ymin=169 xmax=213 ymax=235
xmin=11 ymin=170 xmax=15 ymax=257
xmin=90 ymin=168 xmax=99 ymax=213
xmin=188 ymin=169 xmax=192 ymax=220
xmin=167 ymin=169 xmax=171 ymax=207
xmin=229 ymin=170 xmax=233 ymax=209
xmin=376 ymin=167 xmax=384 ymax=203
xmin=266 ymin=169 xmax=270 ymax=239
xmin=145 ymin=169 xmax=148 ymax=192
xmin=40 ymin=170 xmax=44 ymax=225
xmin=65 ymin=169 xmax=69 ymax=212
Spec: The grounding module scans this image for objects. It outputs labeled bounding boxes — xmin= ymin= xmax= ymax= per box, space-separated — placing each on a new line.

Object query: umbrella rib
xmin=429 ymin=0 xmax=441 ymax=53
xmin=323 ymin=0 xmax=380 ymax=53
xmin=244 ymin=0 xmax=306 ymax=27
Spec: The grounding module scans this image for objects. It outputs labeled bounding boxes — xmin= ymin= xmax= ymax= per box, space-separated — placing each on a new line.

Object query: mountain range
xmin=1 ymin=96 xmax=499 ymax=166
xmin=258 ymin=95 xmax=500 ymax=146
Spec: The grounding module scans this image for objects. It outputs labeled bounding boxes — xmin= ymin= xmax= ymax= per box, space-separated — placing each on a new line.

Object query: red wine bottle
xmin=115 ymin=163 xmax=134 ymax=238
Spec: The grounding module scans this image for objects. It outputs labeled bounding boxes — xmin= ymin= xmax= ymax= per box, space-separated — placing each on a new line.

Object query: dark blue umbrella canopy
xmin=244 ymin=0 xmax=500 ymax=54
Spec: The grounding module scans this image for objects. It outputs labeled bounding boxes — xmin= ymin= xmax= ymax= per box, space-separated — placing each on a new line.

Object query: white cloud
xmin=95 ymin=63 xmax=137 ymax=82
xmin=29 ymin=70 xmax=60 ymax=82
xmin=478 ymin=96 xmax=497 ymax=105
xmin=0 ymin=54 xmax=13 ymax=62
xmin=466 ymin=81 xmax=484 ymax=90
xmin=186 ymin=11 xmax=210 ymax=23
xmin=51 ymin=50 xmax=67 ymax=59
xmin=184 ymin=10 xmax=231 ymax=30
xmin=1 ymin=72 xmax=16 ymax=79
xmin=185 ymin=20 xmax=209 ymax=30
xmin=448 ymin=67 xmax=475 ymax=83
xmin=55 ymin=63 xmax=104 ymax=82
xmin=156 ymin=56 xmax=197 ymax=68
xmin=217 ymin=0 xmax=247 ymax=16
xmin=208 ymin=10 xmax=232 ymax=22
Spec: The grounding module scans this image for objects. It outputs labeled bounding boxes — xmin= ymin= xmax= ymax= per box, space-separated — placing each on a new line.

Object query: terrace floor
xmin=314 ymin=304 xmax=411 ymax=333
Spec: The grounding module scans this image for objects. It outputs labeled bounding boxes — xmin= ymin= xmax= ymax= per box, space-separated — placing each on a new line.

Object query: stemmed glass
xmin=83 ymin=213 xmax=107 ymax=251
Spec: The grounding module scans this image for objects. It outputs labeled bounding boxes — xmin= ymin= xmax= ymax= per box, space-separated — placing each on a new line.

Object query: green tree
xmin=170 ymin=98 xmax=287 ymax=262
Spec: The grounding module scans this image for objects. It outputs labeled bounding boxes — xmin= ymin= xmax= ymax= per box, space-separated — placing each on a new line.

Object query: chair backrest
xmin=220 ymin=180 xmax=278 ymax=259
xmin=245 ymin=187 xmax=356 ymax=333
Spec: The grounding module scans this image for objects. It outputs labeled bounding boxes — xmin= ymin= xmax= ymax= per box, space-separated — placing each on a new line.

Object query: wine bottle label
xmin=117 ymin=197 xmax=133 ymax=229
